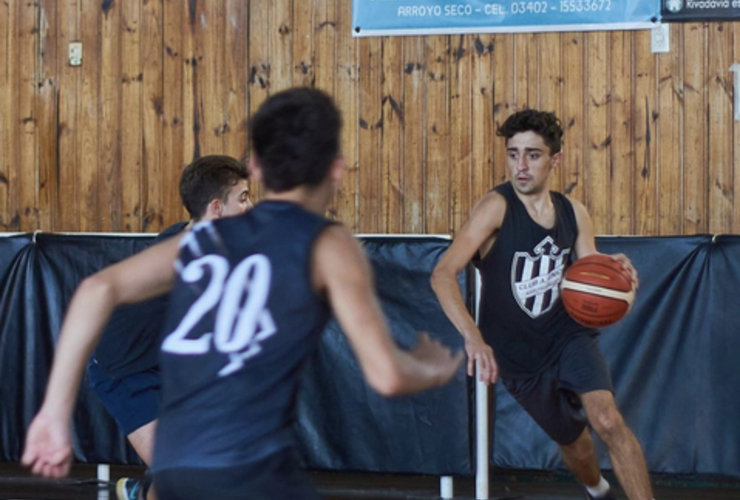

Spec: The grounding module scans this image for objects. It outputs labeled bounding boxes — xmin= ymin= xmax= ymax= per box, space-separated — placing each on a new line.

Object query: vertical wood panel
xmin=200 ymin=1 xmax=225 ymax=155
xmin=449 ymin=35 xmax=472 ymax=236
xmin=380 ymin=37 xmax=403 ymax=233
xmin=163 ymin=0 xmax=185 ymax=223
xmin=425 ymin=36 xmax=449 ymax=234
xmin=401 ymin=37 xmax=424 ymax=234
xmin=3 ymin=0 xmax=20 ymax=230
xmin=18 ymin=1 xmax=38 ymax=231
xmin=490 ymin=34 xmax=515 ymax=192
xmin=357 ymin=37 xmax=381 ymax=233
xmin=561 ymin=33 xmax=585 ymax=203
xmin=223 ymin=0 xmax=248 ymax=164
xmin=0 ymin=0 xmax=10 ymax=229
xmin=271 ymin=0 xmax=293 ymax=93
xmin=470 ymin=34 xmax=495 ymax=207
xmin=292 ymin=0 xmax=313 ymax=88
xmin=538 ymin=32 xmax=562 ymax=193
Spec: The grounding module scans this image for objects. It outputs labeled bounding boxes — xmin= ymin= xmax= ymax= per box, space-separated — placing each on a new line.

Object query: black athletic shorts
xmin=153 ymin=448 xmax=321 ymax=500
xmin=501 ymin=333 xmax=613 ymax=446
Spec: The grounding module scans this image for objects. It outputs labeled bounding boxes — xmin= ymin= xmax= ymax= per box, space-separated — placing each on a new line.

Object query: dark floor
xmin=1 ymin=463 xmax=739 ymax=500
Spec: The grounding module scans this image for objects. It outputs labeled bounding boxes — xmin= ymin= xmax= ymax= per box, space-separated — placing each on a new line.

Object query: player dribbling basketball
xmin=431 ymin=109 xmax=656 ymax=500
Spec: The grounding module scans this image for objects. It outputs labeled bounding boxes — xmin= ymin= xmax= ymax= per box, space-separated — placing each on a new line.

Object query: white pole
xmin=440 ymin=475 xmax=454 ymax=499
xmin=473 ymin=269 xmax=489 ymax=499
xmin=97 ymin=463 xmax=110 ymax=482
xmin=730 ymin=64 xmax=740 ymax=122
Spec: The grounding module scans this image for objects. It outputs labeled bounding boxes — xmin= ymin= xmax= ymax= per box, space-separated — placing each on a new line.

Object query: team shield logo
xmin=511 ymin=236 xmax=571 ymax=318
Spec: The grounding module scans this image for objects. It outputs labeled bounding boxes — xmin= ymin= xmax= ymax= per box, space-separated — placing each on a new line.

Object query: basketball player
xmin=22 ymin=87 xmax=463 ymax=500
xmin=87 ymin=154 xmax=250 ymax=500
xmin=431 ymin=109 xmax=654 ymax=500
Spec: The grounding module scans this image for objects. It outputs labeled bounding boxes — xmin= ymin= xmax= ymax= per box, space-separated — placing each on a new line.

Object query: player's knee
xmin=588 ymin=407 xmax=626 ymax=442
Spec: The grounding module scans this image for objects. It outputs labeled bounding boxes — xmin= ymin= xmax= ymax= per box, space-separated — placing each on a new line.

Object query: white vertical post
xmin=473 ymin=269 xmax=489 ymax=499
xmin=440 ymin=475 xmax=454 ymax=499
xmin=97 ymin=463 xmax=110 ymax=482
xmin=730 ymin=64 xmax=740 ymax=122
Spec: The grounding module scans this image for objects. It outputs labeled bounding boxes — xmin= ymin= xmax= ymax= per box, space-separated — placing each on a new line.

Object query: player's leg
xmin=581 ymin=390 xmax=653 ymax=500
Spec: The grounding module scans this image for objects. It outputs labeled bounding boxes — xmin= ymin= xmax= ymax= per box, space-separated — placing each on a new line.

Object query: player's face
xmin=506 ymin=131 xmax=561 ymax=195
xmin=221 ymin=180 xmax=252 ymax=217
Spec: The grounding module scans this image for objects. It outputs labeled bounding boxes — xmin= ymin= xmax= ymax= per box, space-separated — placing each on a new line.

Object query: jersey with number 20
xmin=152 ymin=201 xmax=333 ymax=472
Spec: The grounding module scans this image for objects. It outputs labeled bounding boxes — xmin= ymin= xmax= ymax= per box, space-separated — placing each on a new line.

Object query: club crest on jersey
xmin=511 ymin=236 xmax=571 ymax=318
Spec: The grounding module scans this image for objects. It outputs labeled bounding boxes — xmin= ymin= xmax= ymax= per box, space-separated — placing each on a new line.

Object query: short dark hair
xmin=497 ymin=109 xmax=564 ymax=154
xmin=179 ymin=155 xmax=249 ymax=219
xmin=249 ymin=87 xmax=342 ymax=192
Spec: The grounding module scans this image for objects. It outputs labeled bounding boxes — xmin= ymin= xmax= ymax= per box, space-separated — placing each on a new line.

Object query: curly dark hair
xmin=179 ymin=155 xmax=248 ymax=219
xmin=496 ymin=109 xmax=564 ymax=154
xmin=249 ymin=87 xmax=342 ymax=192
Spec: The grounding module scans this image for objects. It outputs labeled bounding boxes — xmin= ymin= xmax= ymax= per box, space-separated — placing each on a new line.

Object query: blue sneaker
xmin=116 ymin=477 xmax=145 ymax=500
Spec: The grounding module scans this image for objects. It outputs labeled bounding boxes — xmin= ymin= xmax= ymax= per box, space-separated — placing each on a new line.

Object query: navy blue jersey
xmin=93 ymin=222 xmax=188 ymax=379
xmin=152 ymin=201 xmax=333 ymax=472
xmin=476 ymin=182 xmax=596 ymax=378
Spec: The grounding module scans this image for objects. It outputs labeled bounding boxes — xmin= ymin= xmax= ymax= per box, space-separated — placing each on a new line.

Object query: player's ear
xmin=328 ymin=156 xmax=346 ymax=188
xmin=205 ymin=198 xmax=224 ymax=220
xmin=247 ymin=156 xmax=263 ymax=184
xmin=551 ymin=151 xmax=563 ymax=169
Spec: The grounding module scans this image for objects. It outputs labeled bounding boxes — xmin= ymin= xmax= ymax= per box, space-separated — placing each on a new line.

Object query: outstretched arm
xmin=22 ymin=236 xmax=182 ymax=478
xmin=431 ymin=192 xmax=505 ymax=385
xmin=312 ymin=225 xmax=463 ymax=396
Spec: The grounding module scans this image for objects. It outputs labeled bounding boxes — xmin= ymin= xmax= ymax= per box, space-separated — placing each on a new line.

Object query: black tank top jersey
xmin=92 ymin=221 xmax=188 ymax=379
xmin=152 ymin=201 xmax=333 ymax=472
xmin=476 ymin=182 xmax=596 ymax=378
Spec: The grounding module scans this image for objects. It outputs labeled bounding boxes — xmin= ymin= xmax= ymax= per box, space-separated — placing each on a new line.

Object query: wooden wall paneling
xmin=198 ymin=1 xmax=226 ymax=156
xmin=271 ymin=0 xmax=293 ymax=94
xmin=0 ymin=0 xmax=11 ymax=229
xmin=424 ymin=35 xmax=449 ymax=234
xmin=538 ymin=32 xmax=563 ymax=193
xmin=140 ymin=0 xmax=163 ymax=231
xmin=181 ymin=0 xmax=197 ymax=170
xmin=583 ymin=31 xmax=610 ymax=235
xmin=78 ymin=0 xmax=101 ymax=232
xmin=734 ymin=22 xmax=740 ymax=230
xmin=292 ymin=0 xmax=314 ymax=89
xmin=561 ymin=32 xmax=586 ymax=204
xmin=633 ymin=29 xmax=658 ymax=235
xmin=247 ymin=2 xmax=271 ymax=203
xmin=99 ymin=0 xmax=122 ymax=231
xmin=490 ymin=34 xmax=515 ymax=192
xmin=470 ymin=34 xmax=495 ymax=206
xmin=656 ymin=24 xmax=683 ymax=235
xmin=401 ymin=37 xmax=425 ymax=234
xmin=357 ymin=36 xmax=382 ymax=233
xmin=37 ymin=0 xmax=59 ymax=231
xmin=120 ymin=0 xmax=142 ymax=231
xmin=223 ymin=0 xmax=249 ymax=166
xmin=163 ymin=0 xmax=186 ymax=225
xmin=449 ymin=35 xmax=472 ymax=236
xmin=707 ymin=22 xmax=733 ymax=234
xmin=334 ymin=0 xmax=359 ymax=230
xmin=514 ymin=33 xmax=536 ymax=109
xmin=18 ymin=0 xmax=39 ymax=231
xmin=380 ymin=36 xmax=404 ymax=233
xmin=314 ymin=0 xmax=336 ymax=95
xmin=56 ymin=0 xmax=80 ymax=231
xmin=609 ymin=31 xmax=635 ymax=236
xmin=4 ymin=0 xmax=20 ymax=230
xmin=682 ymin=23 xmax=708 ymax=234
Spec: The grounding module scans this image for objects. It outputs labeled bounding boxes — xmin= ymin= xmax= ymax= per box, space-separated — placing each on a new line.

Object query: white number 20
xmin=162 ymin=253 xmax=277 ymax=372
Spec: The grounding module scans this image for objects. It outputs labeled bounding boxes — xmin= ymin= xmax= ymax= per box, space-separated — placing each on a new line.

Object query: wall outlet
xmin=68 ymin=42 xmax=82 ymax=66
xmin=651 ymin=24 xmax=670 ymax=54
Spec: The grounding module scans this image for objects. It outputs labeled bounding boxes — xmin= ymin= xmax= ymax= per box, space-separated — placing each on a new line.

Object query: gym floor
xmin=1 ymin=463 xmax=739 ymax=500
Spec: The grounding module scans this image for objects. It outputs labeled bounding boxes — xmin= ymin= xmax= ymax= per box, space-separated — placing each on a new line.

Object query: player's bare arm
xmin=431 ymin=191 xmax=506 ymax=385
xmin=21 ymin=236 xmax=183 ymax=478
xmin=571 ymin=197 xmax=638 ymax=288
xmin=313 ymin=224 xmax=463 ymax=396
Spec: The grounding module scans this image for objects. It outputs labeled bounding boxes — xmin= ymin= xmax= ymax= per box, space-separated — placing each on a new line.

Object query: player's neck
xmin=263 ymin=185 xmax=332 ymax=216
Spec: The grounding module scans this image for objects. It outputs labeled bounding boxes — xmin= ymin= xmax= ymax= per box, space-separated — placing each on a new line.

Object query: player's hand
xmin=21 ymin=410 xmax=73 ymax=479
xmin=609 ymin=252 xmax=639 ymax=289
xmin=463 ymin=335 xmax=497 ymax=385
xmin=409 ymin=332 xmax=465 ymax=387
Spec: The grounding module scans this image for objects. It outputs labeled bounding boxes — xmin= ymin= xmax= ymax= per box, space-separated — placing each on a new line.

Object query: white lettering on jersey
xmin=510 ymin=236 xmax=570 ymax=318
xmin=162 ymin=253 xmax=277 ymax=377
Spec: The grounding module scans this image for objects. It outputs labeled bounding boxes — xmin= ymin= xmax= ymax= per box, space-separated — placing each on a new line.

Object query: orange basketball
xmin=561 ymin=254 xmax=635 ymax=328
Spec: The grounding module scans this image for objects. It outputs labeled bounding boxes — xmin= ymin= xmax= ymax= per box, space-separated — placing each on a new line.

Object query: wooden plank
xmin=448 ymin=35 xmax=472 ymax=236
xmin=681 ymin=23 xmax=707 ymax=235
xmin=314 ymin=0 xmax=336 ymax=95
xmin=357 ymin=36 xmax=382 ymax=233
xmin=18 ymin=0 xmax=39 ymax=231
xmin=584 ymin=31 xmax=610 ymax=235
xmin=401 ymin=37 xmax=425 ymax=234
xmin=538 ymin=32 xmax=562 ymax=193
xmin=470 ymin=34 xmax=496 ymax=206
xmin=78 ymin=0 xmax=101 ymax=232
xmin=609 ymin=30 xmax=635 ymax=236
xmin=56 ymin=0 xmax=80 ymax=231
xmin=37 ymin=0 xmax=59 ymax=231
xmin=248 ymin=1 xmax=272 ymax=202
xmin=334 ymin=0 xmax=359 ymax=229
xmin=706 ymin=22 xmax=733 ymax=234
xmin=0 ymin=0 xmax=9 ymax=229
xmin=561 ymin=32 xmax=585 ymax=205
xmin=181 ymin=0 xmax=197 ymax=166
xmin=120 ymin=0 xmax=142 ymax=231
xmin=656 ymin=24 xmax=683 ymax=235
xmin=292 ymin=0 xmax=314 ymax=88
xmin=424 ymin=35 xmax=449 ymax=235
xmin=380 ymin=36 xmax=403 ymax=234
xmin=633 ymin=29 xmax=658 ymax=235
xmin=734 ymin=22 xmax=740 ymax=231
xmin=514 ymin=33 xmax=536 ymax=109
xmin=141 ymin=0 xmax=163 ymax=231
xmin=198 ymin=0 xmax=225 ymax=155
xmin=163 ymin=0 xmax=185 ymax=224
xmin=271 ymin=0 xmax=293 ymax=93
xmin=99 ymin=0 xmax=122 ymax=231
xmin=223 ymin=0 xmax=249 ymax=165
xmin=490 ymin=34 xmax=515 ymax=193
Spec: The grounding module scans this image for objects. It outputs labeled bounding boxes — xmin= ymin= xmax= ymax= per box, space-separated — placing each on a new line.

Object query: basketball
xmin=561 ymin=254 xmax=635 ymax=328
